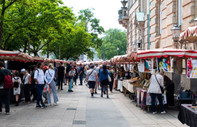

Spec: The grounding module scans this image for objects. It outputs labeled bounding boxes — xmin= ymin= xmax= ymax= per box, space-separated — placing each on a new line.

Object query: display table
xmin=122 ymin=80 xmax=141 ymax=95
xmin=178 ymin=104 xmax=197 ymax=127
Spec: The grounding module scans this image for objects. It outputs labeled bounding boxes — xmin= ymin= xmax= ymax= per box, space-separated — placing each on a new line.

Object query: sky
xmin=62 ymin=0 xmax=124 ymax=31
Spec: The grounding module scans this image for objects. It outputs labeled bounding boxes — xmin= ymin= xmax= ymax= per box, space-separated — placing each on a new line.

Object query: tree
xmin=78 ymin=9 xmax=104 ymax=49
xmin=97 ymin=29 xmax=127 ymax=60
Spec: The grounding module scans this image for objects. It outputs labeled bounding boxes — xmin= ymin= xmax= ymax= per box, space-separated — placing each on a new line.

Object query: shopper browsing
xmin=13 ymin=71 xmax=22 ymax=106
xmin=21 ymin=69 xmax=31 ymax=104
xmin=148 ymin=70 xmax=166 ymax=114
xmin=44 ymin=64 xmax=58 ymax=106
xmin=86 ymin=65 xmax=97 ymax=97
xmin=34 ymin=63 xmax=47 ymax=108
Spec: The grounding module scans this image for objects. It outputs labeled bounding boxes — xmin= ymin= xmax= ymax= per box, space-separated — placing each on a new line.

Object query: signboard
xmin=187 ymin=59 xmax=197 ymax=78
xmin=157 ymin=57 xmax=172 ymax=72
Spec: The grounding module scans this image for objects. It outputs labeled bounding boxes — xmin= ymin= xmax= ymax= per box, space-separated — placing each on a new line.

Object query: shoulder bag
xmin=154 ymin=75 xmax=164 ymax=94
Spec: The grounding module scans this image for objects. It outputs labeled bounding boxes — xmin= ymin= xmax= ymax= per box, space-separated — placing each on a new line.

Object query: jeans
xmin=68 ymin=79 xmax=73 ymax=90
xmin=47 ymin=81 xmax=58 ymax=104
xmin=58 ymin=77 xmax=64 ymax=90
xmin=0 ymin=89 xmax=10 ymax=113
xmin=31 ymin=83 xmax=37 ymax=101
xmin=150 ymin=93 xmax=164 ymax=112
xmin=79 ymin=75 xmax=83 ymax=85
xmin=24 ymin=84 xmax=31 ymax=102
xmin=36 ymin=84 xmax=45 ymax=106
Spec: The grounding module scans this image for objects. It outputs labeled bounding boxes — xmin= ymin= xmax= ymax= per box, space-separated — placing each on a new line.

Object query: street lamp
xmin=194 ymin=17 xmax=197 ymax=26
xmin=171 ymin=25 xmax=181 ymax=48
xmin=121 ymin=0 xmax=127 ymax=7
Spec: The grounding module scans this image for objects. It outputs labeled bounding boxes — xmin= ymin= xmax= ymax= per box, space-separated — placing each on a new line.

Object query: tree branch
xmin=4 ymin=0 xmax=17 ymax=11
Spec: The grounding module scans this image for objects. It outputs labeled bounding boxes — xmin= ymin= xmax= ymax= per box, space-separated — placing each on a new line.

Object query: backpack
xmin=13 ymin=77 xmax=19 ymax=88
xmin=3 ymin=70 xmax=13 ymax=89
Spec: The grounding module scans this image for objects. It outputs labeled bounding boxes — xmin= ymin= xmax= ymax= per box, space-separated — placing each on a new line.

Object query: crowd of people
xmin=0 ymin=60 xmax=174 ymax=115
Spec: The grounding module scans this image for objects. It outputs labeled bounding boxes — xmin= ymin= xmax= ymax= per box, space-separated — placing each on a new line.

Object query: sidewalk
xmin=0 ymin=85 xmax=188 ymax=127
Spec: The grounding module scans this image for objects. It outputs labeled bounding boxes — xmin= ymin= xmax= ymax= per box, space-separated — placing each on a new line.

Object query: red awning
xmin=179 ymin=26 xmax=197 ymax=42
xmin=137 ymin=49 xmax=197 ymax=59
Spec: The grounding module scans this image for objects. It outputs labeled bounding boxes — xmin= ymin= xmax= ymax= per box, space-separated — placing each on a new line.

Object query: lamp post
xmin=194 ymin=17 xmax=197 ymax=26
xmin=171 ymin=25 xmax=181 ymax=49
xmin=121 ymin=0 xmax=127 ymax=7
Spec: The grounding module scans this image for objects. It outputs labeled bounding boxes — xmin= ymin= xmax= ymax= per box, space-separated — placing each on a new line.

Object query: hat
xmin=21 ymin=69 xmax=26 ymax=73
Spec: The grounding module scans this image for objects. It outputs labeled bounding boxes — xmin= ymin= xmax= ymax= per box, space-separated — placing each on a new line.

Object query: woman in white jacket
xmin=45 ymin=64 xmax=58 ymax=106
xmin=148 ymin=70 xmax=166 ymax=114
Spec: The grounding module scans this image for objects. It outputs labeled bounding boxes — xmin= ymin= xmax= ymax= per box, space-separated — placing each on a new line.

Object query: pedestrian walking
xmin=30 ymin=65 xmax=37 ymax=102
xmin=73 ymin=66 xmax=78 ymax=85
xmin=34 ymin=63 xmax=47 ymax=108
xmin=68 ymin=67 xmax=75 ymax=92
xmin=12 ymin=71 xmax=22 ymax=106
xmin=86 ymin=65 xmax=97 ymax=97
xmin=0 ymin=61 xmax=13 ymax=114
xmin=79 ymin=64 xmax=84 ymax=85
xmin=21 ymin=69 xmax=31 ymax=104
xmin=94 ymin=64 xmax=99 ymax=94
xmin=57 ymin=62 xmax=65 ymax=90
xmin=99 ymin=65 xmax=110 ymax=98
xmin=45 ymin=64 xmax=58 ymax=106
xmin=148 ymin=70 xmax=166 ymax=114
xmin=108 ymin=66 xmax=114 ymax=92
xmin=65 ymin=64 xmax=71 ymax=85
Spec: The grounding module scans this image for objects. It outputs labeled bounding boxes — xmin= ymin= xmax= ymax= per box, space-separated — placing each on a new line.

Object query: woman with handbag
xmin=44 ymin=64 xmax=58 ymax=106
xmin=12 ymin=71 xmax=22 ymax=106
xmin=148 ymin=70 xmax=166 ymax=114
xmin=99 ymin=65 xmax=110 ymax=98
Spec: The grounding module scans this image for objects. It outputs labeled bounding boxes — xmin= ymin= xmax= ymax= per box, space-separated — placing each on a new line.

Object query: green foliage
xmin=0 ymin=1 xmax=104 ymax=60
xmin=97 ymin=29 xmax=127 ymax=60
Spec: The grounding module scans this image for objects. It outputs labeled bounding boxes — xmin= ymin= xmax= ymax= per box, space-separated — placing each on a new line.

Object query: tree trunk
xmin=4 ymin=33 xmax=12 ymax=50
xmin=0 ymin=0 xmax=6 ymax=49
xmin=23 ymin=40 xmax=28 ymax=53
xmin=47 ymin=41 xmax=49 ymax=58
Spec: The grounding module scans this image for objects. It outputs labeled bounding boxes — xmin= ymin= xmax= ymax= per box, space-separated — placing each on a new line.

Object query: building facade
xmin=119 ymin=0 xmax=197 ymax=91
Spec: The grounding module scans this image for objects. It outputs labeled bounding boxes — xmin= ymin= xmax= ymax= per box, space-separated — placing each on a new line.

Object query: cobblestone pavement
xmin=0 ymin=85 xmax=189 ymax=127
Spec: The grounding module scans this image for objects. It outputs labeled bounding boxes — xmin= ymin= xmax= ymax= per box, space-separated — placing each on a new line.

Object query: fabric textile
xmin=178 ymin=104 xmax=197 ymax=127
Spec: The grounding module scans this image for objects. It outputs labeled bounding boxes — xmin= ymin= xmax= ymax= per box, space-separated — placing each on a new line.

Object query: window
xmin=177 ymin=0 xmax=182 ymax=26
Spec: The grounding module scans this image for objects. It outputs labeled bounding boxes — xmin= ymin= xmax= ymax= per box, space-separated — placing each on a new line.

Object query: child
xmin=68 ymin=67 xmax=75 ymax=92
xmin=13 ymin=71 xmax=22 ymax=106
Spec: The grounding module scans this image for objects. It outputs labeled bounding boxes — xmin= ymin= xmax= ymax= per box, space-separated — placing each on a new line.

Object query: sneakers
xmin=53 ymin=103 xmax=58 ymax=106
xmin=107 ymin=95 xmax=109 ymax=99
xmin=68 ymin=90 xmax=73 ymax=92
xmin=41 ymin=105 xmax=47 ymax=109
xmin=36 ymin=105 xmax=41 ymax=108
xmin=101 ymin=94 xmax=103 ymax=98
xmin=152 ymin=112 xmax=157 ymax=115
xmin=5 ymin=112 xmax=10 ymax=115
xmin=161 ymin=111 xmax=166 ymax=114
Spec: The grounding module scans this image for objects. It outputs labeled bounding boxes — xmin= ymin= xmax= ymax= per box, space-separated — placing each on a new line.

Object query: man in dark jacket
xmin=0 ymin=61 xmax=12 ymax=115
xmin=56 ymin=62 xmax=65 ymax=90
